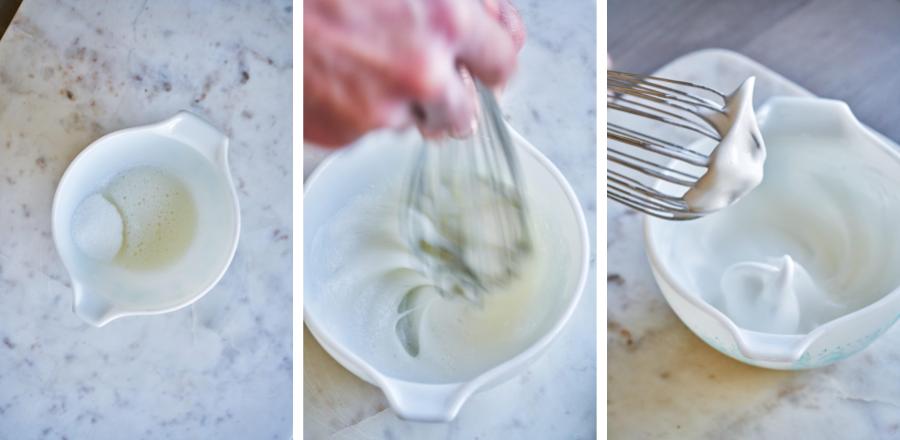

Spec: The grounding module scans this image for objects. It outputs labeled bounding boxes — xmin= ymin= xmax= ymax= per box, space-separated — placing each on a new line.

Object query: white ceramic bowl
xmin=304 ymin=127 xmax=589 ymax=421
xmin=53 ymin=112 xmax=241 ymax=327
xmin=646 ymin=97 xmax=900 ymax=369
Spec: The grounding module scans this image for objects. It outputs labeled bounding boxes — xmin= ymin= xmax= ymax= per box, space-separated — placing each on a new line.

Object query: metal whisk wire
xmin=607 ymin=70 xmax=729 ymax=220
xmin=403 ymin=79 xmax=531 ymax=303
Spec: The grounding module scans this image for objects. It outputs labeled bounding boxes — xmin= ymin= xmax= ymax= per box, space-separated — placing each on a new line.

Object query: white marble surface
xmin=608 ymin=49 xmax=900 ymax=439
xmin=0 ymin=0 xmax=291 ymax=438
xmin=303 ymin=0 xmax=597 ymax=438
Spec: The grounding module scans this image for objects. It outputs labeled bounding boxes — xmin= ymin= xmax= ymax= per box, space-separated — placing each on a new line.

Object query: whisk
xmin=607 ymin=70 xmax=763 ymax=220
xmin=402 ymin=79 xmax=531 ymax=304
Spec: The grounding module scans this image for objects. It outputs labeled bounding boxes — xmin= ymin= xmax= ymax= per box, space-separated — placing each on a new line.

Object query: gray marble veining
xmin=0 ymin=0 xmax=291 ymax=438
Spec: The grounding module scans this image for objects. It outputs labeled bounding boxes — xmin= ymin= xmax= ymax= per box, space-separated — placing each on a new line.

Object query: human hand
xmin=304 ymin=0 xmax=525 ymax=147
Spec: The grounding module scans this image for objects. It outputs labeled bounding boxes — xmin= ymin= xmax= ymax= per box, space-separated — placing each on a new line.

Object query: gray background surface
xmin=609 ymin=0 xmax=900 ymax=142
xmin=0 ymin=0 xmax=22 ymax=36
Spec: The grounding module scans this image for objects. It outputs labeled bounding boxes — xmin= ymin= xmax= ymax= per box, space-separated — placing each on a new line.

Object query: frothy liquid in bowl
xmin=309 ymin=177 xmax=564 ymax=383
xmin=71 ymin=166 xmax=197 ymax=270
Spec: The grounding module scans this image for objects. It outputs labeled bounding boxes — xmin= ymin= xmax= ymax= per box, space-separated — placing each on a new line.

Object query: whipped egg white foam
xmin=684 ymin=77 xmax=766 ymax=213
xmin=657 ymin=130 xmax=900 ymax=335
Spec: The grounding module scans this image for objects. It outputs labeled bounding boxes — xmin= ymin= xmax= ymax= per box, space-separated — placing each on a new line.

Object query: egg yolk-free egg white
xmin=661 ymin=135 xmax=900 ymax=334
xmin=308 ymin=176 xmax=566 ymax=383
xmin=71 ymin=166 xmax=197 ymax=270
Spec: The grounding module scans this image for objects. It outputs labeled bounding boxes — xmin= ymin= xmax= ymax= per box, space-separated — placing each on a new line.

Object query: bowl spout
xmin=733 ymin=330 xmax=814 ymax=363
xmin=379 ymin=377 xmax=470 ymax=423
xmin=73 ymin=283 xmax=119 ymax=327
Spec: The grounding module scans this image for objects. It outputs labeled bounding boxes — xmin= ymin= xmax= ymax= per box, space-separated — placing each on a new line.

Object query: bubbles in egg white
xmin=106 ymin=167 xmax=197 ymax=270
xmin=71 ymin=166 xmax=197 ymax=270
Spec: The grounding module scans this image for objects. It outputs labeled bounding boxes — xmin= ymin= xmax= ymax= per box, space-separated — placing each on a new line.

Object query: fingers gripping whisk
xmin=403 ymin=80 xmax=532 ymax=303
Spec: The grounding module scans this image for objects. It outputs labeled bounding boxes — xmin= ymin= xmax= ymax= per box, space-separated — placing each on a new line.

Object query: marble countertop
xmin=303 ymin=0 xmax=597 ymax=438
xmin=0 ymin=0 xmax=291 ymax=438
xmin=608 ymin=50 xmax=900 ymax=439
